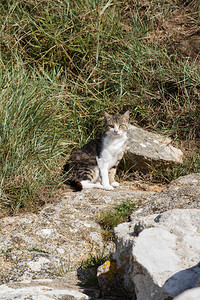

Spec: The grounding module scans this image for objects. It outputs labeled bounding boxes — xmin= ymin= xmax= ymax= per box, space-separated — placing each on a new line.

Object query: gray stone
xmin=126 ymin=125 xmax=183 ymax=168
xmin=114 ymin=209 xmax=200 ymax=300
xmin=174 ymin=287 xmax=200 ymax=300
xmin=0 ymin=283 xmax=89 ymax=299
xmin=130 ymin=173 xmax=200 ymax=219
xmin=1 ymin=170 xmax=199 ymax=299
xmin=97 ymin=260 xmax=128 ymax=297
xmin=0 ymin=181 xmax=157 ymax=298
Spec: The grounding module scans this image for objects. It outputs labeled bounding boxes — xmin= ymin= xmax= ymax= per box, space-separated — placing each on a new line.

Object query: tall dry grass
xmin=0 ymin=0 xmax=199 ymax=214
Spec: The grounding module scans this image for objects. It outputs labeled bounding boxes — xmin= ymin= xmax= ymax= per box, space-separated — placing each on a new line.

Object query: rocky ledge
xmin=0 ymin=173 xmax=199 ymax=299
xmin=99 ymin=173 xmax=200 ymax=300
xmin=0 ymin=180 xmax=161 ymax=299
xmin=0 ymin=127 xmax=199 ymax=299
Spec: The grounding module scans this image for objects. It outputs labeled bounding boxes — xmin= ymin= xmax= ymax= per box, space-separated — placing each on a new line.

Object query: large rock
xmin=114 ymin=209 xmax=200 ymax=300
xmin=0 ymin=282 xmax=90 ymax=300
xmin=174 ymin=287 xmax=200 ymax=300
xmin=97 ymin=260 xmax=129 ymax=297
xmin=0 ymin=181 xmax=157 ymax=298
xmin=0 ymin=271 xmax=100 ymax=299
xmin=131 ymin=173 xmax=200 ymax=218
xmin=126 ymin=125 xmax=183 ymax=168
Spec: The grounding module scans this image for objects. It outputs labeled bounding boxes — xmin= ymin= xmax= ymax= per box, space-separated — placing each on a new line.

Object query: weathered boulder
xmin=0 ymin=270 xmax=101 ymax=299
xmin=1 ymin=170 xmax=199 ymax=299
xmin=126 ymin=125 xmax=183 ymax=169
xmin=131 ymin=172 xmax=200 ymax=218
xmin=0 ymin=181 xmax=158 ymax=298
xmin=97 ymin=260 xmax=129 ymax=297
xmin=113 ymin=209 xmax=200 ymax=300
xmin=0 ymin=282 xmax=90 ymax=300
xmin=174 ymin=287 xmax=200 ymax=300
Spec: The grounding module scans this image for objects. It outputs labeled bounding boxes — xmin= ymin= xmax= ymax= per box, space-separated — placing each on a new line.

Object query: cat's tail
xmin=69 ymin=180 xmax=83 ymax=191
xmin=62 ymin=163 xmax=83 ymax=191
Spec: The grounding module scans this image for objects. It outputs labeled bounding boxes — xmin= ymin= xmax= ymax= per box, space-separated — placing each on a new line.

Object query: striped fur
xmin=63 ymin=111 xmax=129 ymax=190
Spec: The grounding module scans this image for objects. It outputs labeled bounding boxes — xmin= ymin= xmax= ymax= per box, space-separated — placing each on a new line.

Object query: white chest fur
xmin=97 ymin=133 xmax=127 ymax=169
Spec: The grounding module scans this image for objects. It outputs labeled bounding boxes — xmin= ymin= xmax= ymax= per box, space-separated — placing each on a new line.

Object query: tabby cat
xmin=63 ymin=111 xmax=129 ymax=191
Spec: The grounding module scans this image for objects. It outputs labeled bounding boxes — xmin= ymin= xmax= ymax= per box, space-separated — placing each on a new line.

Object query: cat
xmin=63 ymin=111 xmax=129 ymax=191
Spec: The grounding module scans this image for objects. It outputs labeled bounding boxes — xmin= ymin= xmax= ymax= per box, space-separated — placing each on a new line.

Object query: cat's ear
xmin=104 ymin=111 xmax=111 ymax=120
xmin=123 ymin=110 xmax=129 ymax=121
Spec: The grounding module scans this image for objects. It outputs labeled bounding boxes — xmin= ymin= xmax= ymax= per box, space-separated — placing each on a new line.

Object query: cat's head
xmin=104 ymin=111 xmax=129 ymax=137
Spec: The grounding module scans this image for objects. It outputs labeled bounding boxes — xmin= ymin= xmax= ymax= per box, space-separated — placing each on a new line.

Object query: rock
xmin=97 ymin=260 xmax=129 ymax=298
xmin=126 ymin=125 xmax=183 ymax=169
xmin=1 ymin=171 xmax=199 ymax=299
xmin=130 ymin=173 xmax=200 ymax=218
xmin=174 ymin=287 xmax=200 ymax=300
xmin=113 ymin=209 xmax=200 ymax=300
xmin=0 ymin=181 xmax=158 ymax=298
xmin=0 ymin=280 xmax=90 ymax=299
xmin=112 ymin=222 xmax=136 ymax=294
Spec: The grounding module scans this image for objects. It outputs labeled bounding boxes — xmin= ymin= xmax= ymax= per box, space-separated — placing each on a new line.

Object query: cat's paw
xmin=111 ymin=181 xmax=119 ymax=187
xmin=103 ymin=184 xmax=114 ymax=191
xmin=95 ymin=182 xmax=104 ymax=189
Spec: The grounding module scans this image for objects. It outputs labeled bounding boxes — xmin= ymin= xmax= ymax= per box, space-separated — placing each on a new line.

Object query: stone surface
xmin=97 ymin=260 xmax=130 ymax=298
xmin=0 ymin=283 xmax=89 ymax=300
xmin=130 ymin=172 xmax=200 ymax=219
xmin=174 ymin=287 xmax=200 ymax=300
xmin=114 ymin=208 xmax=200 ymax=300
xmin=0 ymin=274 xmax=97 ymax=299
xmin=0 ymin=172 xmax=199 ymax=299
xmin=126 ymin=125 xmax=183 ymax=168
xmin=0 ymin=181 xmax=159 ymax=298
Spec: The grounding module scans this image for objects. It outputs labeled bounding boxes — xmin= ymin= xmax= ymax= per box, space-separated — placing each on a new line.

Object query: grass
xmin=78 ymin=250 xmax=111 ymax=287
xmin=56 ymin=250 xmax=110 ymax=286
xmin=57 ymin=256 xmax=72 ymax=276
xmin=1 ymin=248 xmax=14 ymax=255
xmin=148 ymin=153 xmax=200 ymax=183
xmin=28 ymin=248 xmax=50 ymax=254
xmin=0 ymin=0 xmax=200 ymax=214
xmin=56 ymin=250 xmax=111 ymax=287
xmin=99 ymin=199 xmax=136 ymax=241
xmin=79 ymin=250 xmax=111 ymax=271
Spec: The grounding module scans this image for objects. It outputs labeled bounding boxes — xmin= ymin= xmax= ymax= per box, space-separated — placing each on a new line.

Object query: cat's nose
xmin=114 ymin=129 xmax=118 ymax=134
xmin=113 ymin=124 xmax=119 ymax=135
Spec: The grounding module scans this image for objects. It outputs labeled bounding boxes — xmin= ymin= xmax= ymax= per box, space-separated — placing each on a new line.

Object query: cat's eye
xmin=119 ymin=124 xmax=128 ymax=130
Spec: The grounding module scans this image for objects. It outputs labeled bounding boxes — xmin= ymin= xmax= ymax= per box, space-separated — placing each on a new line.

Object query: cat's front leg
xmin=109 ymin=167 xmax=119 ymax=187
xmin=111 ymin=181 xmax=119 ymax=187
xmin=99 ymin=166 xmax=114 ymax=190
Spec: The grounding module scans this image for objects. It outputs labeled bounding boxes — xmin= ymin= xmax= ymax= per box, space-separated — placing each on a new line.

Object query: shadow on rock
xmin=163 ymin=262 xmax=200 ymax=298
xmin=77 ymin=260 xmax=132 ymax=299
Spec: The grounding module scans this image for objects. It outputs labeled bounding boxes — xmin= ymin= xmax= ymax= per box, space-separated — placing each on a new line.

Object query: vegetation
xmin=57 ymin=256 xmax=72 ymax=276
xmin=99 ymin=199 xmax=136 ymax=240
xmin=0 ymin=0 xmax=199 ymax=215
xmin=78 ymin=250 xmax=111 ymax=287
